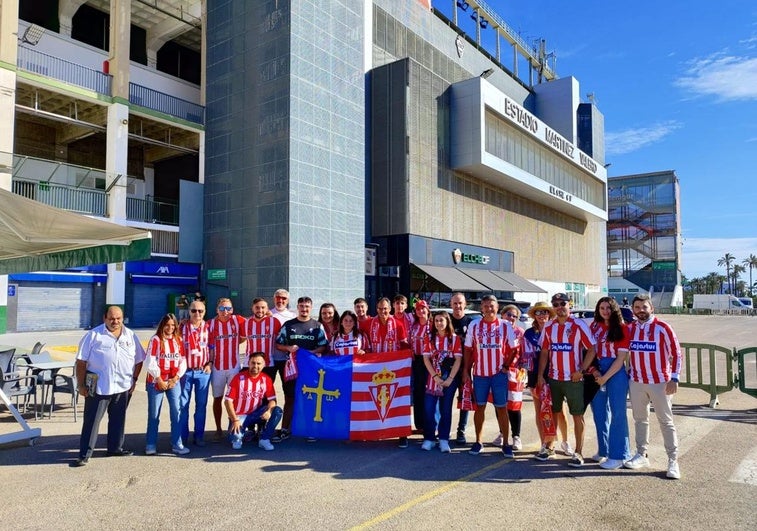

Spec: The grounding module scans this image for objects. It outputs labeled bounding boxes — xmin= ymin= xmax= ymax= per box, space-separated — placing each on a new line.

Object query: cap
xmin=528 ymin=301 xmax=556 ymax=319
xmin=551 ymin=292 xmax=570 ymax=303
xmin=414 ymin=299 xmax=429 ymax=312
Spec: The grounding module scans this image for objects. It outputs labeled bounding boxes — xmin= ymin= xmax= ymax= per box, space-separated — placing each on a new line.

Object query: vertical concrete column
xmin=105 ymin=0 xmax=132 ymax=307
xmin=0 ymin=0 xmax=19 ymax=332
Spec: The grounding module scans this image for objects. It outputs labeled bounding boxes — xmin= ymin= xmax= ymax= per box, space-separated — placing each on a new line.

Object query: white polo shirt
xmin=76 ymin=323 xmax=146 ymax=395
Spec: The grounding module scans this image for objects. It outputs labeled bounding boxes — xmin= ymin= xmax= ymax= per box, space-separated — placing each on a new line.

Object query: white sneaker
xmin=421 ymin=440 xmax=434 ymax=451
xmin=560 ymin=441 xmax=574 ymax=456
xmin=439 ymin=440 xmax=451 ymax=453
xmin=258 ymin=439 xmax=274 ymax=451
xmin=666 ymin=459 xmax=681 ymax=479
xmin=492 ymin=433 xmax=503 ymax=447
xmin=145 ymin=445 xmax=157 ymax=456
xmin=591 ymin=453 xmax=607 ymax=464
xmin=172 ymin=445 xmax=190 ymax=455
xmin=623 ymin=452 xmax=650 ymax=470
xmin=599 ymin=458 xmax=624 ymax=470
xmin=512 ymin=436 xmax=522 ymax=451
xmin=231 ymin=439 xmax=243 ymax=450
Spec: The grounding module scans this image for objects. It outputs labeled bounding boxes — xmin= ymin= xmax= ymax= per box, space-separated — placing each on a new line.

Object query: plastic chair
xmin=0 ymin=366 xmax=38 ymax=420
xmin=0 ymin=348 xmax=15 ymax=379
xmin=49 ymin=372 xmax=78 ymax=421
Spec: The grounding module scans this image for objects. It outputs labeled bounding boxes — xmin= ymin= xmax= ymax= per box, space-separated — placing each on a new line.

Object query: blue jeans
xmin=229 ymin=404 xmax=283 ymax=445
xmin=423 ymin=380 xmax=458 ymax=442
xmin=180 ymin=369 xmax=211 ymax=444
xmin=146 ymin=382 xmax=182 ymax=448
xmin=591 ymin=357 xmax=631 ymax=460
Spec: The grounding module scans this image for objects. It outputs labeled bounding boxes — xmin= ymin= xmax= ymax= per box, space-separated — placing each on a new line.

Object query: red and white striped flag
xmin=349 ymin=350 xmax=412 ymax=440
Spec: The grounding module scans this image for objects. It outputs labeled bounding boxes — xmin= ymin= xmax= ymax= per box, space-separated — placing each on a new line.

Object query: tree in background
xmin=731 ymin=264 xmax=746 ymax=296
xmin=717 ymin=253 xmax=735 ymax=294
xmin=743 ymin=254 xmax=757 ymax=297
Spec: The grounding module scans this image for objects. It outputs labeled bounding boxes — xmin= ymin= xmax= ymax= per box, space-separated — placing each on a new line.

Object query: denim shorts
xmin=473 ymin=372 xmax=508 ymax=407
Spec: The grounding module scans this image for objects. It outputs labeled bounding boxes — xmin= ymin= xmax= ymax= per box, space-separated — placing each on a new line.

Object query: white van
xmin=738 ymin=297 xmax=754 ymax=309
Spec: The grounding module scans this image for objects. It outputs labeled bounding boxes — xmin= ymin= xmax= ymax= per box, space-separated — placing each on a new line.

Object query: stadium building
xmin=0 ymin=0 xmax=608 ymax=332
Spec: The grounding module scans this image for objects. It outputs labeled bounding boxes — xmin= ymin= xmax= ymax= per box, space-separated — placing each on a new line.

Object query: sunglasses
xmin=552 ymin=301 xmax=568 ymax=307
xmin=190 ymin=309 xmax=204 ymax=313
xmin=218 ymin=306 xmax=233 ymax=311
xmin=534 ymin=310 xmax=550 ymax=316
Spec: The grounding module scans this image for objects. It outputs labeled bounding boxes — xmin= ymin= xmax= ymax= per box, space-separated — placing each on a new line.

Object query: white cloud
xmin=605 ymin=121 xmax=681 ymax=155
xmin=676 ymin=53 xmax=757 ymax=101
xmin=682 ymin=237 xmax=757 ymax=278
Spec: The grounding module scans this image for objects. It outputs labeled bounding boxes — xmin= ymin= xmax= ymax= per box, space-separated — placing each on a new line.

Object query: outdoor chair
xmin=0 ymin=348 xmax=15 ymax=379
xmin=0 ymin=366 xmax=38 ymax=420
xmin=48 ymin=372 xmax=78 ymax=421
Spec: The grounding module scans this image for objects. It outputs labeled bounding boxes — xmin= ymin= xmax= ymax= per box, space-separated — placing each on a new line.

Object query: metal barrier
xmin=129 ymin=82 xmax=205 ymax=125
xmin=17 ymin=46 xmax=112 ymax=95
xmin=735 ymin=347 xmax=757 ymax=399
xmin=679 ymin=343 xmax=734 ymax=407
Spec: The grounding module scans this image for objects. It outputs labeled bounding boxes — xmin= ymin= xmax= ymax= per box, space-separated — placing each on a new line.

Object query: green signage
xmin=207 ymin=269 xmax=227 ymax=280
xmin=652 ymin=261 xmax=676 ymax=270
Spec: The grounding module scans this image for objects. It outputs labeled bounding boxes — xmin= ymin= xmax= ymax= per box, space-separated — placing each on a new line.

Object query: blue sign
xmin=8 ymin=285 xmax=16 ymax=297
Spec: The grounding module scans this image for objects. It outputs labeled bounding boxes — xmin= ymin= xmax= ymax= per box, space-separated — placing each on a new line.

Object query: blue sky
xmin=434 ymin=1 xmax=757 ymax=280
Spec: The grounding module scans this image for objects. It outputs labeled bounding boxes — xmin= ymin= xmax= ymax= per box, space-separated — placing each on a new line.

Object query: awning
xmin=413 ymin=264 xmax=489 ymax=292
xmin=491 ymin=271 xmax=546 ymax=293
xmin=458 ymin=268 xmax=519 ymax=292
xmin=0 ymin=187 xmax=152 ymax=275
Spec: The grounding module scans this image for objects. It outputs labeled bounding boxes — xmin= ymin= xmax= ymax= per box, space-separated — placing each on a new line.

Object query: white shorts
xmin=211 ymin=367 xmax=239 ymax=398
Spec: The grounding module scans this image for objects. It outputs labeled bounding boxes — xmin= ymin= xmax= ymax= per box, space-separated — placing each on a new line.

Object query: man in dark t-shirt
xmin=274 ymin=296 xmax=328 ymax=439
xmin=449 ymin=292 xmax=476 ymax=445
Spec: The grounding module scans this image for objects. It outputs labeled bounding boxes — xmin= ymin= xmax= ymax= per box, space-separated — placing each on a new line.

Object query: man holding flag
xmin=275 ymin=296 xmax=328 ymax=441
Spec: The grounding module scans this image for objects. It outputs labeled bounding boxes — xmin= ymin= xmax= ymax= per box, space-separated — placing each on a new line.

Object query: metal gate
xmin=735 ymin=347 xmax=757 ymax=399
xmin=126 ymin=284 xmax=175 ymax=329
xmin=15 ymin=284 xmax=95 ymax=332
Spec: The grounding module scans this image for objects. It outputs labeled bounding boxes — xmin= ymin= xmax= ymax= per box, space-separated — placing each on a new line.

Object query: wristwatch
xmin=670 ymin=377 xmax=679 ymax=383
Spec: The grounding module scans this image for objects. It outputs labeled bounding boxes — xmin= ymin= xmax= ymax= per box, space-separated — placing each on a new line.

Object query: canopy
xmin=0 ymin=187 xmax=151 ymax=275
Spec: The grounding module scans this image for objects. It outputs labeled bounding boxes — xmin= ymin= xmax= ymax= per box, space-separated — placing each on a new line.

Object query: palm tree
xmin=743 ymin=254 xmax=757 ymax=296
xmin=732 ymin=264 xmax=746 ymax=296
xmin=717 ymin=253 xmax=736 ymax=293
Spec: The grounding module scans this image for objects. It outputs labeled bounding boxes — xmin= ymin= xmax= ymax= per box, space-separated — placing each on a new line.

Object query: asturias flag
xmin=291 ymin=350 xmax=412 ymax=440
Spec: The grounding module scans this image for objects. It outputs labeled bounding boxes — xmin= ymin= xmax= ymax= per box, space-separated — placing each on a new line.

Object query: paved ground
xmin=1 ymin=314 xmax=756 ymax=530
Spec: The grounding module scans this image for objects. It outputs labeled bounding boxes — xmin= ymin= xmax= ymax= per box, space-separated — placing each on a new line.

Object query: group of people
xmin=71 ymin=290 xmax=682 ymax=480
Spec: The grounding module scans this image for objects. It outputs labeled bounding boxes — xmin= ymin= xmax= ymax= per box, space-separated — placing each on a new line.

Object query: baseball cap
xmin=551 ymin=292 xmax=570 ymax=303
xmin=414 ymin=299 xmax=429 ymax=312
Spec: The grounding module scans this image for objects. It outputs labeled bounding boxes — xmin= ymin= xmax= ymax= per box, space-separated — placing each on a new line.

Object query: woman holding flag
xmin=421 ymin=311 xmax=462 ymax=453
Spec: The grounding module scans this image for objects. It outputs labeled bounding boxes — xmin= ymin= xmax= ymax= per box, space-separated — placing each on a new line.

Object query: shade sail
xmin=413 ymin=264 xmax=489 ymax=292
xmin=491 ymin=271 xmax=546 ymax=293
xmin=457 ymin=268 xmax=519 ymax=292
xmin=0 ymin=187 xmax=151 ymax=275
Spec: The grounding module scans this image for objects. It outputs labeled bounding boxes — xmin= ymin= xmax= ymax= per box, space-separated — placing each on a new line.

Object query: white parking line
xmin=729 ymin=446 xmax=757 ymax=486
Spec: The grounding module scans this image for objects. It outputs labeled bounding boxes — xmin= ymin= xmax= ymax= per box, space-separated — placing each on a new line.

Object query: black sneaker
xmin=535 ymin=446 xmax=555 ymax=461
xmin=502 ymin=444 xmax=515 ymax=458
xmin=398 ymin=437 xmax=409 ymax=448
xmin=72 ymin=457 xmax=88 ymax=467
xmin=455 ymin=431 xmax=467 ymax=445
xmin=106 ymin=449 xmax=133 ymax=457
xmin=567 ymin=453 xmax=584 ymax=467
xmin=469 ymin=442 xmax=483 ymax=455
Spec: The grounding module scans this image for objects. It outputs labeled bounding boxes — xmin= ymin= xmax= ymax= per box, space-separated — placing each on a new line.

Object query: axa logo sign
xmin=156 ymin=266 xmax=170 ymax=274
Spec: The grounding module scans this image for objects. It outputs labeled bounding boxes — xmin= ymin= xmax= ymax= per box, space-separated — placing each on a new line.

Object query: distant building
xmin=607 ymin=171 xmax=683 ymax=308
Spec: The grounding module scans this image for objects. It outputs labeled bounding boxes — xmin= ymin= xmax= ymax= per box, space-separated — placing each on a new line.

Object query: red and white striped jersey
xmin=367 ymin=317 xmax=408 ymax=353
xmin=145 ymin=335 xmax=186 ymax=383
xmin=331 ymin=332 xmax=367 ymax=356
xmin=539 ymin=317 xmax=595 ymax=381
xmin=208 ymin=315 xmax=246 ymax=371
xmin=589 ymin=321 xmax=631 ymax=359
xmin=244 ymin=316 xmax=281 ymax=367
xmin=409 ymin=320 xmax=431 ymax=356
xmin=626 ymin=317 xmax=681 ymax=384
xmin=224 ymin=370 xmax=276 ymax=415
xmin=181 ymin=321 xmax=210 ymax=369
xmin=464 ymin=319 xmax=517 ymax=377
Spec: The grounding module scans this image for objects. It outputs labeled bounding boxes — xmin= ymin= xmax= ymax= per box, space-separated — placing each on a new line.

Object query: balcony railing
xmin=129 ymin=82 xmax=205 ymax=125
xmin=17 ymin=46 xmax=112 ymax=95
xmin=126 ymin=196 xmax=179 ymax=225
xmin=13 ymin=179 xmax=108 ymax=217
xmin=150 ymin=229 xmax=179 ymax=255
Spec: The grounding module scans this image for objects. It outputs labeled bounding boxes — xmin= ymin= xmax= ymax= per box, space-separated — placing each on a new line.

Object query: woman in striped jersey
xmin=144 ymin=313 xmax=188 ymax=456
xmin=331 ymin=310 xmax=367 ymax=356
